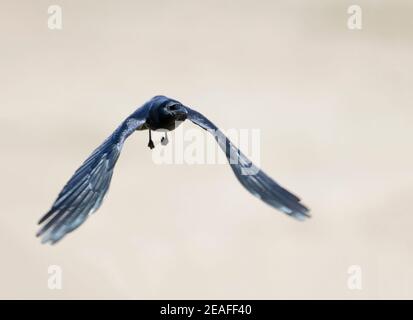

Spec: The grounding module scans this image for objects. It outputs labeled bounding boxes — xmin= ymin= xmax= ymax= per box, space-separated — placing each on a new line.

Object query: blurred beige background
xmin=0 ymin=0 xmax=412 ymax=299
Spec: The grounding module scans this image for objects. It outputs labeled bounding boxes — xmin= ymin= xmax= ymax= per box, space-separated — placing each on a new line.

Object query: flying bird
xmin=37 ymin=96 xmax=310 ymax=244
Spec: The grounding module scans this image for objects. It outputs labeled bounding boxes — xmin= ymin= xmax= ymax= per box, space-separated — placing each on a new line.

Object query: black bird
xmin=37 ymin=96 xmax=310 ymax=244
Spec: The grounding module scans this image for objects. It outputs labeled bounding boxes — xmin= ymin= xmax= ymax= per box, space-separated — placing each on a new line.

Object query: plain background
xmin=1 ymin=0 xmax=412 ymax=299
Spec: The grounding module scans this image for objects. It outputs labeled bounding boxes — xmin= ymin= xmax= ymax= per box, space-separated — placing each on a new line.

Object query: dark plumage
xmin=37 ymin=95 xmax=309 ymax=244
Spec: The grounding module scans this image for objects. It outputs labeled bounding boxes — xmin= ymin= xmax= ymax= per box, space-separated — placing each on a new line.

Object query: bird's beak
xmin=174 ymin=108 xmax=188 ymax=121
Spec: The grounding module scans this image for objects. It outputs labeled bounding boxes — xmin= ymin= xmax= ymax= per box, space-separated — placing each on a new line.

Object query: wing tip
xmin=292 ymin=209 xmax=311 ymax=221
xmin=38 ymin=209 xmax=53 ymax=225
xmin=278 ymin=201 xmax=311 ymax=221
xmin=36 ymin=228 xmax=64 ymax=245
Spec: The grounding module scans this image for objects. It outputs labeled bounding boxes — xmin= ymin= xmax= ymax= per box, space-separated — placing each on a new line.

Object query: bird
xmin=37 ymin=95 xmax=310 ymax=244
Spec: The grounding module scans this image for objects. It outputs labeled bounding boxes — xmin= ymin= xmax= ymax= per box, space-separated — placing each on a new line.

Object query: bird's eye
xmin=168 ymin=104 xmax=179 ymax=111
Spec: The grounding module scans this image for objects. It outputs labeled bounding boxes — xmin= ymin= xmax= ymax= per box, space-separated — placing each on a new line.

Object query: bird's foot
xmin=161 ymin=136 xmax=169 ymax=146
xmin=148 ymin=140 xmax=155 ymax=150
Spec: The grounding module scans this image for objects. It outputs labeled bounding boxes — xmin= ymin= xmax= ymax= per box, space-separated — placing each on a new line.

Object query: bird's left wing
xmin=37 ymin=114 xmax=147 ymax=244
xmin=185 ymin=106 xmax=310 ymax=220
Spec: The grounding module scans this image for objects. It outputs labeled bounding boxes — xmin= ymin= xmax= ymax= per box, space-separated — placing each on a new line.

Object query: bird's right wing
xmin=186 ymin=106 xmax=310 ymax=220
xmin=37 ymin=110 xmax=147 ymax=244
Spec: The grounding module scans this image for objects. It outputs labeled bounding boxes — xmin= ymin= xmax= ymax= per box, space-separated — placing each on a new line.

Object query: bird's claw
xmin=148 ymin=140 xmax=155 ymax=150
xmin=161 ymin=136 xmax=169 ymax=146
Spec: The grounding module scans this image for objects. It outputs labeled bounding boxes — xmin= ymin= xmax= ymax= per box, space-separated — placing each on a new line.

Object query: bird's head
xmin=147 ymin=96 xmax=188 ymax=130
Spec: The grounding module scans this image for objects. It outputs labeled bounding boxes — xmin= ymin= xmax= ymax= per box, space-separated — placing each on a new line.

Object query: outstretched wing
xmin=186 ymin=107 xmax=310 ymax=220
xmin=37 ymin=116 xmax=146 ymax=244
